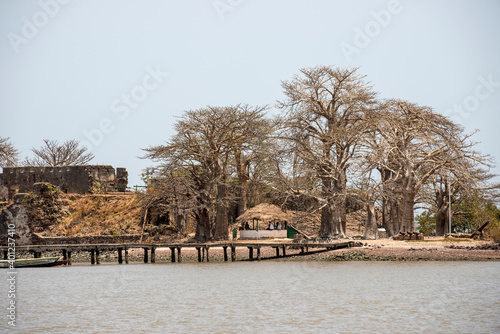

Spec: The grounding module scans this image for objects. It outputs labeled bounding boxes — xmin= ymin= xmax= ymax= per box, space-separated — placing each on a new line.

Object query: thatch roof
xmin=235 ymin=203 xmax=291 ymax=226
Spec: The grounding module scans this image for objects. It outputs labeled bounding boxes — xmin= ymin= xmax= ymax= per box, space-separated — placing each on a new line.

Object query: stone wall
xmin=0 ymin=165 xmax=128 ymax=196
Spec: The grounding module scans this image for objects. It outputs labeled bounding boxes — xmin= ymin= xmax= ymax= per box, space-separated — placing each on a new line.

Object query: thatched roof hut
xmin=234 ymin=203 xmax=291 ymax=228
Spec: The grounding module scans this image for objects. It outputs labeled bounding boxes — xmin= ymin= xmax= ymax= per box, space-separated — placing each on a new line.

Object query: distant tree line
xmin=142 ymin=66 xmax=499 ymax=241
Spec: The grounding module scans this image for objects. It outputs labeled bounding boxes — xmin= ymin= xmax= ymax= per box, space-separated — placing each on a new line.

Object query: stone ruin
xmin=0 ymin=165 xmax=128 ymax=200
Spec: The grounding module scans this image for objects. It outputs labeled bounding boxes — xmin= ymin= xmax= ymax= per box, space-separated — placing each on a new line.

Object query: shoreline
xmin=11 ymin=238 xmax=500 ymax=263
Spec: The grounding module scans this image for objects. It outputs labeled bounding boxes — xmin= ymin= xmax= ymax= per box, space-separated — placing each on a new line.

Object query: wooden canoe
xmin=0 ymin=257 xmax=70 ymax=268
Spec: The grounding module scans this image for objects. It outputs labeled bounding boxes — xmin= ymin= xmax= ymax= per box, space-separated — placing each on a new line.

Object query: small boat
xmin=0 ymin=257 xmax=70 ymax=268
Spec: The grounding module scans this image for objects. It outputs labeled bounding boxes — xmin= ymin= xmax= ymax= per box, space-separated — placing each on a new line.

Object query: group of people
xmin=266 ymin=222 xmax=282 ymax=230
xmin=242 ymin=221 xmax=283 ymax=230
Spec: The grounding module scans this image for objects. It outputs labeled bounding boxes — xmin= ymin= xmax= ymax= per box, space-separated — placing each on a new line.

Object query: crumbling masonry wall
xmin=0 ymin=165 xmax=128 ymax=196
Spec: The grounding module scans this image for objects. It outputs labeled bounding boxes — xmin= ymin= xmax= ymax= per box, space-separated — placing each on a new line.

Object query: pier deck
xmin=1 ymin=241 xmax=355 ymax=264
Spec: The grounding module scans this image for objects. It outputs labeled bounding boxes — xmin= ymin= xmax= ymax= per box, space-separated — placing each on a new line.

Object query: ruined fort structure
xmin=0 ymin=165 xmax=128 ymax=197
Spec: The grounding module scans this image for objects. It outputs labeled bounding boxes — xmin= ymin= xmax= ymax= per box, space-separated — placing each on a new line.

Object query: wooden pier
xmin=0 ymin=241 xmax=355 ymax=265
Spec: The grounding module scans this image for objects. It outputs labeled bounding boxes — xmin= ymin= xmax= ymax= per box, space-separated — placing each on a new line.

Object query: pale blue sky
xmin=1 ymin=0 xmax=499 ymax=187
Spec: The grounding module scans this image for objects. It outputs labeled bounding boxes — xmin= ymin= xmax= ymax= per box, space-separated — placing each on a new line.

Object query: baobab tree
xmin=142 ymin=104 xmax=270 ymax=241
xmin=26 ymin=139 xmax=94 ymax=166
xmin=278 ymin=66 xmax=377 ymax=238
xmin=365 ymin=99 xmax=488 ymax=234
xmin=0 ymin=136 xmax=19 ymax=167
xmin=432 ymin=164 xmax=499 ymax=236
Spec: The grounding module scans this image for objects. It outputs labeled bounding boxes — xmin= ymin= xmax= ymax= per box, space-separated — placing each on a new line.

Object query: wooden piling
xmin=62 ymin=249 xmax=67 ymax=261
xmin=257 ymin=247 xmax=261 ymax=261
xmin=196 ymin=247 xmax=202 ymax=262
xmin=90 ymin=249 xmax=95 ymax=265
xmin=143 ymin=248 xmax=148 ymax=263
xmin=248 ymin=247 xmax=254 ymax=260
xmin=118 ymin=248 xmax=123 ymax=264
xmin=96 ymin=249 xmax=100 ymax=265
xmin=177 ymin=247 xmax=182 ymax=263
xmin=170 ymin=247 xmax=176 ymax=262
xmin=282 ymin=245 xmax=286 ymax=257
xmin=151 ymin=247 xmax=156 ymax=263
xmin=231 ymin=246 xmax=236 ymax=262
xmin=223 ymin=246 xmax=228 ymax=262
xmin=205 ymin=247 xmax=209 ymax=262
xmin=67 ymin=250 xmax=72 ymax=265
xmin=3 ymin=250 xmax=7 ymax=260
xmin=125 ymin=248 xmax=129 ymax=264
xmin=275 ymin=247 xmax=280 ymax=257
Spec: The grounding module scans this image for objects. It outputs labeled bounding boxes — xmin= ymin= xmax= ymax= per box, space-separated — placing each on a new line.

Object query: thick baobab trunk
xmin=320 ymin=201 xmax=345 ymax=238
xmin=319 ymin=175 xmax=346 ymax=239
xmin=382 ymin=197 xmax=394 ymax=237
xmin=401 ymin=188 xmax=416 ymax=233
xmin=380 ymin=168 xmax=396 ymax=236
xmin=435 ymin=186 xmax=450 ymax=236
xmin=235 ymin=151 xmax=248 ymax=217
xmin=238 ymin=179 xmax=248 ymax=217
xmin=176 ymin=213 xmax=184 ymax=234
xmin=214 ymin=182 xmax=229 ymax=240
xmin=338 ymin=169 xmax=347 ymax=235
xmin=195 ymin=207 xmax=211 ymax=242
xmin=363 ymin=201 xmax=378 ymax=240
xmin=390 ymin=197 xmax=402 ymax=234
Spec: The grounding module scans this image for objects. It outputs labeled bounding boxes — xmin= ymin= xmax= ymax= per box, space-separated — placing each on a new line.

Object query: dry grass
xmin=49 ymin=194 xmax=143 ymax=236
xmin=490 ymin=229 xmax=500 ymax=243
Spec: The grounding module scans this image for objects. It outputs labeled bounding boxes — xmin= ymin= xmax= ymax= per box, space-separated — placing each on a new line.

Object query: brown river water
xmin=2 ymin=261 xmax=499 ymax=333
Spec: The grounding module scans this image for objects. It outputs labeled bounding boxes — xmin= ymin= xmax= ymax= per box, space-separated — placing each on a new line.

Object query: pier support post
xmin=96 ymin=249 xmax=100 ymax=265
xmin=231 ymin=246 xmax=236 ymax=262
xmin=204 ymin=247 xmax=209 ymax=262
xmin=196 ymin=247 xmax=202 ymax=262
xmin=275 ymin=247 xmax=280 ymax=257
xmin=3 ymin=250 xmax=7 ymax=260
xmin=125 ymin=248 xmax=129 ymax=264
xmin=170 ymin=247 xmax=176 ymax=262
xmin=300 ymin=247 xmax=304 ymax=254
xmin=151 ymin=247 xmax=156 ymax=263
xmin=177 ymin=247 xmax=182 ymax=263
xmin=282 ymin=245 xmax=286 ymax=257
xmin=90 ymin=249 xmax=95 ymax=265
xmin=223 ymin=246 xmax=228 ymax=262
xmin=257 ymin=247 xmax=261 ymax=261
xmin=248 ymin=247 xmax=254 ymax=261
xmin=63 ymin=249 xmax=67 ymax=261
xmin=118 ymin=248 xmax=123 ymax=264
xmin=143 ymin=248 xmax=149 ymax=263
xmin=67 ymin=251 xmax=72 ymax=265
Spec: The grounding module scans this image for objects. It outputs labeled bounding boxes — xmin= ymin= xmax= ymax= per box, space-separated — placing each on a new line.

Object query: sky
xmin=1 ymin=0 xmax=499 ymax=187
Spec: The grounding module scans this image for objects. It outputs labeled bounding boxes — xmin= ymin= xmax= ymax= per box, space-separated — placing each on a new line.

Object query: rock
xmin=0 ymin=201 xmax=32 ymax=245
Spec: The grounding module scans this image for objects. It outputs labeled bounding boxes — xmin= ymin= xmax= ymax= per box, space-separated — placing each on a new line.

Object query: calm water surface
xmin=1 ymin=261 xmax=499 ymax=333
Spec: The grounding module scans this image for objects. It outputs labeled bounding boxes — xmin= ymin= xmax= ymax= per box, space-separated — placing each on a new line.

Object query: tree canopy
xmin=25 ymin=139 xmax=94 ymax=167
xmin=142 ymin=65 xmax=499 ymax=241
xmin=0 ymin=136 xmax=19 ymax=167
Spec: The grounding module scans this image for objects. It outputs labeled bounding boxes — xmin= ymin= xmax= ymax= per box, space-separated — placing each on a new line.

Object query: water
xmin=1 ymin=261 xmax=499 ymax=333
